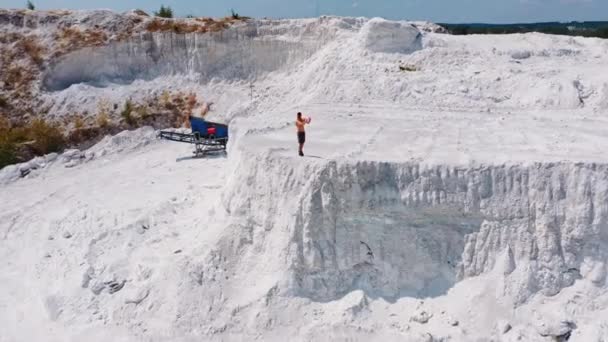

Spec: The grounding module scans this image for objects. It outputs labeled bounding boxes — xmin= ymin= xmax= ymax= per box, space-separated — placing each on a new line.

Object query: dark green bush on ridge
xmin=154 ymin=5 xmax=173 ymax=19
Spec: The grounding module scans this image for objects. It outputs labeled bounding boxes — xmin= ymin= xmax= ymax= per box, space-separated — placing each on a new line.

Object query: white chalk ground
xmin=1 ymin=11 xmax=608 ymax=342
xmin=1 ymin=119 xmax=607 ymax=341
xmin=0 ymin=134 xmax=230 ymax=341
xmin=244 ymin=104 xmax=608 ymax=164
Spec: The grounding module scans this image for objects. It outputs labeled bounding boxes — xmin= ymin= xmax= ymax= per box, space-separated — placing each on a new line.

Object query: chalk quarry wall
xmin=219 ymin=153 xmax=608 ymax=303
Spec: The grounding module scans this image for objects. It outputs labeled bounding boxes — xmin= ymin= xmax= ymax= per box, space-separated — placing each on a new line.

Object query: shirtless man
xmin=296 ymin=112 xmax=309 ymax=156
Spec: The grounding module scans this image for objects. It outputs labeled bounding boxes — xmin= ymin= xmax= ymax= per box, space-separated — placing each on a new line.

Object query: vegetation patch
xmin=17 ymin=36 xmax=45 ymax=65
xmin=442 ymin=22 xmax=608 ymax=39
xmin=399 ymin=64 xmax=419 ymax=72
xmin=0 ymin=116 xmax=66 ymax=168
xmin=120 ymin=99 xmax=136 ymax=125
xmin=0 ymin=90 xmax=207 ymax=169
xmin=56 ymin=26 xmax=109 ymax=53
xmin=145 ymin=16 xmax=242 ymax=34
xmin=154 ymin=5 xmax=173 ymax=19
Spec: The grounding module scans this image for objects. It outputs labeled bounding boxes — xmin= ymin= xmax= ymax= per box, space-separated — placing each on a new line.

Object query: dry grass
xmin=0 ymin=32 xmax=25 ymax=44
xmin=0 ymin=117 xmax=66 ymax=168
xmin=4 ymin=65 xmax=36 ymax=91
xmin=145 ymin=19 xmax=171 ymax=32
xmin=160 ymin=91 xmax=171 ymax=107
xmin=96 ymin=99 xmax=112 ymax=128
xmin=48 ymin=10 xmax=72 ymax=16
xmin=146 ymin=16 xmax=244 ymax=34
xmin=0 ymin=33 xmax=41 ymax=120
xmin=73 ymin=116 xmax=85 ymax=130
xmin=96 ymin=112 xmax=110 ymax=128
xmin=136 ymin=105 xmax=149 ymax=119
xmin=27 ymin=118 xmax=66 ymax=155
xmin=186 ymin=93 xmax=197 ymax=113
xmin=17 ymin=36 xmax=45 ymax=66
xmin=208 ymin=21 xmax=229 ymax=33
xmin=146 ymin=19 xmax=202 ymax=33
xmin=56 ymin=26 xmax=108 ymax=53
xmin=120 ymin=99 xmax=136 ymax=125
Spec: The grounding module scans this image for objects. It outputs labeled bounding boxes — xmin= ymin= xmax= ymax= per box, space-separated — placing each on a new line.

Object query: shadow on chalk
xmin=176 ymin=153 xmax=227 ymax=162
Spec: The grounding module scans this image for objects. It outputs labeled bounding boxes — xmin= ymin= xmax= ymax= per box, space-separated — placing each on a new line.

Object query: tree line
xmin=442 ymin=22 xmax=608 ymax=39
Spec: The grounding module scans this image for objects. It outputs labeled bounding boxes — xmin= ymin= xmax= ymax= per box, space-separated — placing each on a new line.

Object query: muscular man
xmin=296 ymin=112 xmax=309 ymax=157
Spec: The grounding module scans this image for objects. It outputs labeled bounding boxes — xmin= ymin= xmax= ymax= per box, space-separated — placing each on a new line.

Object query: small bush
xmin=0 ymin=117 xmax=15 ymax=168
xmin=121 ymin=99 xmax=136 ymax=125
xmin=96 ymin=112 xmax=110 ymax=128
xmin=230 ymin=9 xmax=240 ymax=20
xmin=5 ymin=66 xmax=28 ymax=90
xmin=399 ymin=64 xmax=419 ymax=72
xmin=96 ymin=99 xmax=111 ymax=128
xmin=0 ymin=138 xmax=17 ymax=169
xmin=26 ymin=0 xmax=35 ymax=10
xmin=154 ymin=5 xmax=173 ymax=18
xmin=136 ymin=105 xmax=150 ymax=119
xmin=0 ymin=117 xmax=66 ymax=167
xmin=73 ymin=116 xmax=85 ymax=130
xmin=20 ymin=36 xmax=44 ymax=65
xmin=186 ymin=93 xmax=197 ymax=111
xmin=160 ymin=90 xmax=171 ymax=107
xmin=27 ymin=119 xmax=65 ymax=155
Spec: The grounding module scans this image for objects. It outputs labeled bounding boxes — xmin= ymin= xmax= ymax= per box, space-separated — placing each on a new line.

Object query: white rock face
xmin=220 ymin=153 xmax=608 ymax=305
xmin=41 ymin=17 xmax=356 ymax=91
xmin=359 ymin=18 xmax=422 ymax=53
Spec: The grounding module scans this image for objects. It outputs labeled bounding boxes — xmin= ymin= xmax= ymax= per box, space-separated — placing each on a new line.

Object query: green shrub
xmin=26 ymin=0 xmax=35 ymax=10
xmin=136 ymin=105 xmax=150 ymax=119
xmin=0 ymin=117 xmax=17 ymax=168
xmin=154 ymin=5 xmax=173 ymax=18
xmin=230 ymin=9 xmax=240 ymax=20
xmin=399 ymin=64 xmax=418 ymax=72
xmin=121 ymin=99 xmax=136 ymax=125
xmin=0 ymin=138 xmax=17 ymax=169
xmin=0 ymin=117 xmax=65 ymax=168
xmin=27 ymin=118 xmax=65 ymax=155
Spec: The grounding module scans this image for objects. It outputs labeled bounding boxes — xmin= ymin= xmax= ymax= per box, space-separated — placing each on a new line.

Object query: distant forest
xmin=440 ymin=22 xmax=608 ymax=38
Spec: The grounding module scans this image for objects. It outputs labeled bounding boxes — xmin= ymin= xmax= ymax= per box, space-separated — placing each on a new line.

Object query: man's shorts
xmin=297 ymin=132 xmax=306 ymax=144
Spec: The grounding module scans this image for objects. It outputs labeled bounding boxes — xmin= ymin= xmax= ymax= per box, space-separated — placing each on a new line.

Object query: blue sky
xmin=0 ymin=0 xmax=606 ymax=23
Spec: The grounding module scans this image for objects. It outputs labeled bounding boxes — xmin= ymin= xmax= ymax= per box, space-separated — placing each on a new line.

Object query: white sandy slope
xmin=1 ymin=11 xmax=608 ymax=342
xmin=2 ymin=128 xmax=608 ymax=342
